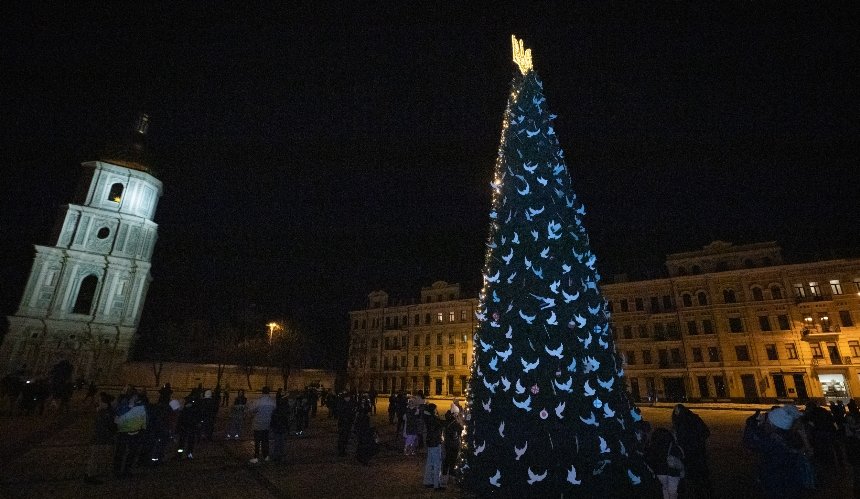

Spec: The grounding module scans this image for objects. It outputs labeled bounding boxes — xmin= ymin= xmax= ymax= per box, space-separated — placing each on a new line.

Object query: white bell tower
xmin=1 ymin=114 xmax=163 ymax=379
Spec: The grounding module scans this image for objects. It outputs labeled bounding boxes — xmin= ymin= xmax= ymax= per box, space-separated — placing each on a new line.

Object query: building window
xmin=850 ymin=341 xmax=860 ymax=357
xmin=461 ymin=333 xmax=468 ymax=343
xmin=642 ymin=350 xmax=652 ymax=364
xmin=810 ymin=343 xmax=824 ymax=358
xmin=385 ymin=317 xmax=391 ymax=327
xmin=758 ymin=316 xmax=772 ymax=332
xmin=728 ymin=317 xmax=744 ymax=333
xmin=735 ymin=345 xmax=750 ymax=361
xmin=809 ymin=282 xmax=821 ymax=297
xmin=786 ymin=343 xmax=798 ymax=359
xmin=462 ymin=353 xmax=467 ymax=365
xmin=682 ymin=294 xmax=692 ymax=307
xmin=770 ymin=286 xmax=783 ymax=299
xmin=653 ymin=323 xmax=665 ymax=339
xmin=370 ymin=357 xmax=377 ymax=368
xmin=392 ymin=357 xmax=398 ymax=369
xmin=692 ymin=348 xmax=703 ymax=362
xmin=425 ymin=334 xmax=430 ymax=346
xmin=687 ymin=321 xmax=698 ymax=335
xmin=460 ymin=310 xmax=467 ymax=321
xmin=436 ymin=333 xmax=442 ymax=346
xmin=413 ymin=355 xmax=418 ymax=367
xmin=855 ymin=278 xmax=860 ymax=293
xmin=667 ymin=323 xmax=679 ymax=339
xmin=650 ymin=297 xmax=660 ymax=313
xmin=707 ymin=347 xmax=720 ymax=362
xmin=620 ymin=299 xmax=629 ymax=312
xmin=448 ymin=333 xmax=454 ymax=345
xmin=425 ymin=313 xmax=431 ymax=324
xmin=777 ymin=315 xmax=790 ymax=330
xmin=697 ymin=292 xmax=708 ymax=306
xmin=663 ymin=295 xmax=673 ymax=310
xmin=436 ymin=354 xmax=442 ymax=367
xmin=765 ymin=344 xmax=778 ymax=360
xmin=840 ymin=310 xmax=855 ymax=327
xmin=658 ymin=349 xmax=669 ymax=365
xmin=723 ymin=289 xmax=737 ymax=303
xmin=371 ymin=338 xmax=378 ymax=349
xmin=702 ymin=319 xmax=714 ymax=334
xmin=714 ymin=376 xmax=728 ymax=397
xmin=623 ymin=325 xmax=633 ymax=339
xmin=698 ymin=376 xmax=710 ymax=398
xmin=424 ymin=355 xmax=431 ymax=367
xmin=635 ymin=298 xmax=644 ymax=311
xmin=830 ymin=280 xmax=843 ymax=295
xmin=638 ymin=325 xmax=649 ymax=338
xmin=414 ymin=335 xmax=420 ymax=347
xmin=448 ymin=353 xmax=455 ymax=366
xmin=793 ymin=283 xmax=805 ymax=297
xmin=72 ymin=275 xmax=99 ymax=315
xmin=625 ymin=351 xmax=637 ymax=365
xmin=449 ymin=311 xmax=455 ymax=322
xmin=437 ymin=312 xmax=443 ymax=323
xmin=108 ymin=182 xmax=124 ymax=202
xmin=751 ymin=287 xmax=764 ymax=301
xmin=414 ymin=314 xmax=419 ymax=325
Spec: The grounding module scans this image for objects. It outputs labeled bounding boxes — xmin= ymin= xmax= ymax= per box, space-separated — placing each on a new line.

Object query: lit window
xmin=449 ymin=311 xmax=455 ymax=322
xmin=793 ymin=284 xmax=805 ymax=297
xmin=830 ymin=280 xmax=843 ymax=295
xmin=809 ymin=282 xmax=821 ymax=297
xmin=437 ymin=312 xmax=443 ymax=323
xmin=462 ymin=353 xmax=467 ymax=365
xmin=108 ymin=183 xmax=124 ymax=203
xmin=460 ymin=310 xmax=467 ymax=321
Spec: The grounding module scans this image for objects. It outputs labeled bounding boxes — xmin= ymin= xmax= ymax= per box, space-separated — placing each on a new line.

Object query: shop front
xmin=817 ymin=372 xmax=850 ymax=403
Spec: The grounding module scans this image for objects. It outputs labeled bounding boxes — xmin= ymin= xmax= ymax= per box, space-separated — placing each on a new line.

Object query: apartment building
xmin=347 ymin=242 xmax=860 ymax=403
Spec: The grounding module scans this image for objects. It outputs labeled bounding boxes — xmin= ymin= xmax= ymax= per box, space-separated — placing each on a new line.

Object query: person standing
xmin=336 ymin=392 xmax=356 ymax=457
xmin=672 ymin=404 xmax=712 ymax=498
xmin=113 ymin=392 xmax=147 ymax=477
xmin=422 ymin=403 xmax=443 ymax=489
xmin=645 ymin=428 xmax=685 ymax=499
xmin=368 ymin=387 xmax=377 ymax=415
xmin=84 ymin=393 xmax=115 ymax=484
xmin=270 ymin=396 xmax=290 ymax=463
xmin=200 ymin=390 xmax=217 ymax=440
xmin=221 ymin=384 xmax=230 ymax=408
xmin=743 ymin=405 xmax=806 ymax=499
xmin=440 ymin=408 xmax=463 ymax=489
xmin=176 ymin=396 xmax=201 ymax=459
xmin=249 ymin=387 xmax=276 ymax=464
xmin=354 ymin=405 xmax=378 ymax=465
xmin=226 ymin=389 xmax=247 ymax=439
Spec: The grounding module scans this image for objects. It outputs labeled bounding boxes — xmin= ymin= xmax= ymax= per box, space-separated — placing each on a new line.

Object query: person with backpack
xmin=646 ymin=428 xmax=685 ymax=499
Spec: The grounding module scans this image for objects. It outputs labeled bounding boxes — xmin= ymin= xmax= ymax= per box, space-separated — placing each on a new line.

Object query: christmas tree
xmin=459 ymin=36 xmax=656 ymax=498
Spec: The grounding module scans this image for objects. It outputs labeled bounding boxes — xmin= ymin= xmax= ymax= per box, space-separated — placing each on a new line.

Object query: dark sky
xmin=2 ymin=3 xmax=858 ymax=362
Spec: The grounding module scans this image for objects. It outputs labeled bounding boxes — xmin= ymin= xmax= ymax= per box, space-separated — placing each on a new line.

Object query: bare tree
xmin=235 ymin=338 xmax=267 ymax=390
xmin=269 ymin=321 xmax=304 ymax=390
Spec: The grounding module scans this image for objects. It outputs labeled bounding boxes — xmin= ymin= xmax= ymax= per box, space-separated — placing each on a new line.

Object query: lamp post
xmin=265 ymin=322 xmax=281 ymax=387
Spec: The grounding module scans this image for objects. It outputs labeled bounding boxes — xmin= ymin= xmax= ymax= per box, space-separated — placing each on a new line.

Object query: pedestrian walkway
xmin=0 ymin=396 xmax=855 ymax=498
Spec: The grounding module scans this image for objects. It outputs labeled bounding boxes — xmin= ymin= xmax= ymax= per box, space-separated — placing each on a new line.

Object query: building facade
xmin=1 ymin=117 xmax=162 ymax=380
xmin=347 ymin=281 xmax=476 ymax=396
xmin=347 ymin=242 xmax=860 ymax=403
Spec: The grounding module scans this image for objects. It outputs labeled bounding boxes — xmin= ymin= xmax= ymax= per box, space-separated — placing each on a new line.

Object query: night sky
xmin=2 ymin=3 xmax=858 ymax=365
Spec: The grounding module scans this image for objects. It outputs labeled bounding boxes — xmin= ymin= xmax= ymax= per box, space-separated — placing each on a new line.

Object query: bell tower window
xmin=108 ymin=183 xmax=124 ymax=203
xmin=72 ymin=275 xmax=99 ymax=314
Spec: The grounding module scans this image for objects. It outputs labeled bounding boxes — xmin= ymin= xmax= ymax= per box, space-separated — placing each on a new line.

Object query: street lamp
xmin=265 ymin=322 xmax=281 ymax=387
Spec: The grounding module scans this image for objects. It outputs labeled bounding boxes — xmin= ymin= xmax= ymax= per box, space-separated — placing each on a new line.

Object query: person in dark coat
xmin=672 ymin=404 xmax=712 ymax=498
xmin=84 ymin=393 xmax=115 ymax=484
xmin=440 ymin=410 xmax=462 ymax=489
xmin=354 ymin=407 xmax=378 ymax=465
xmin=743 ymin=406 xmax=806 ymax=499
xmin=336 ymin=392 xmax=356 ymax=457
xmin=270 ymin=396 xmax=290 ymax=463
xmin=645 ymin=428 xmax=685 ymax=499
xmin=422 ymin=403 xmax=443 ymax=489
xmin=843 ymin=400 xmax=860 ymax=498
xmin=176 ymin=396 xmax=201 ymax=460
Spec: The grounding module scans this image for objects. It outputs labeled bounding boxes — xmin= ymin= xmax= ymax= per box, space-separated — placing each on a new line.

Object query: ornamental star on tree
xmin=459 ymin=36 xmax=657 ymax=498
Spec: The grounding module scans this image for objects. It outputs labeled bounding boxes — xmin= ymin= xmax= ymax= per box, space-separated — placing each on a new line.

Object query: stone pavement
xmin=0 ymin=396 xmax=855 ymax=498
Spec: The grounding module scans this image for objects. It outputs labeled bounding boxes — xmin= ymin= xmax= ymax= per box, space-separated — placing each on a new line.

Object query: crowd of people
xmin=76 ymin=382 xmax=327 ymax=483
xmin=7 ymin=361 xmax=860 ymax=497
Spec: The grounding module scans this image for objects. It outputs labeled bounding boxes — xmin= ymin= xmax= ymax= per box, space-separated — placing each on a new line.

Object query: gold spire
xmin=511 ymin=35 xmax=533 ymax=75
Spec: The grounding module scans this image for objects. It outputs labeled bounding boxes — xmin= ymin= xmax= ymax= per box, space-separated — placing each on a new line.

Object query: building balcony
xmin=811 ymin=356 xmax=852 ymax=366
xmin=801 ymin=326 xmax=841 ymax=341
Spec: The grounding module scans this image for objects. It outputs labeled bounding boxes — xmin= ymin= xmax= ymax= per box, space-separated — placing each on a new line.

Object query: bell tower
xmin=1 ymin=114 xmax=163 ymax=379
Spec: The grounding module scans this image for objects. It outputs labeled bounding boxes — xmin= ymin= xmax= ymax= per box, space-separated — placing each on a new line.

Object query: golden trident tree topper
xmin=511 ymin=35 xmax=533 ymax=75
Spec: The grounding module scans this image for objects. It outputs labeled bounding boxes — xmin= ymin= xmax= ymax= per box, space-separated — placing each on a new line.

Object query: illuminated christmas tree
xmin=459 ymin=36 xmax=657 ymax=497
